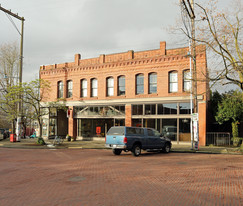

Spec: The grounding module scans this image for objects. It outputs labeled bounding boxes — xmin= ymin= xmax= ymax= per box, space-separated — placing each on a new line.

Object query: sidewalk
xmin=0 ymin=137 xmax=242 ymax=155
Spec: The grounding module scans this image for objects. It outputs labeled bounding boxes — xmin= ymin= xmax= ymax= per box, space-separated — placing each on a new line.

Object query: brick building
xmin=39 ymin=41 xmax=209 ymax=145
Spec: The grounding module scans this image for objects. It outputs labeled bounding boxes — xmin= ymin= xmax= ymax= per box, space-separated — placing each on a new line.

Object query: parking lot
xmin=0 ymin=148 xmax=242 ymax=206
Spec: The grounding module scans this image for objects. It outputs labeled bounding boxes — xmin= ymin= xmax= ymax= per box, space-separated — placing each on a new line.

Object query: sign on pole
xmin=192 ymin=113 xmax=198 ymax=122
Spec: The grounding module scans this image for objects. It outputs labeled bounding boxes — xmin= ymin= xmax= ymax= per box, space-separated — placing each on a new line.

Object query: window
xmin=57 ymin=81 xmax=63 ymax=98
xmin=180 ymin=103 xmax=192 ymax=114
xmin=149 ymin=73 xmax=157 ymax=94
xmin=81 ymin=79 xmax=87 ymax=97
xmin=183 ymin=70 xmax=191 ymax=92
xmin=169 ymin=71 xmax=178 ymax=93
xmin=145 ymin=104 xmax=156 ymax=115
xmin=136 ymin=74 xmax=144 ymax=94
xmin=91 ymin=78 xmax=98 ymax=97
xmin=127 ymin=127 xmax=144 ymax=135
xmin=132 ymin=105 xmax=143 ymax=115
xmin=118 ymin=76 xmax=125 ymax=96
xmin=147 ymin=129 xmax=154 ymax=136
xmin=106 ymin=77 xmax=114 ymax=96
xmin=158 ymin=103 xmax=177 ymax=114
xmin=67 ymin=80 xmax=73 ymax=98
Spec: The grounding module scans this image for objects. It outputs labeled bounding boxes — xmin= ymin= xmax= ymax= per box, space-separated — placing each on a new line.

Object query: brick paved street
xmin=0 ymin=148 xmax=242 ymax=206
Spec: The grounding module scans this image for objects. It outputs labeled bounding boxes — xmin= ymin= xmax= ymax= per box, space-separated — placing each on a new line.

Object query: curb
xmin=0 ymin=139 xmax=242 ymax=155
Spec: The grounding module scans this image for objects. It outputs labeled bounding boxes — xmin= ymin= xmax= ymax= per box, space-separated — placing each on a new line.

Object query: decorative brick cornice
xmin=39 ymin=53 xmax=205 ymax=76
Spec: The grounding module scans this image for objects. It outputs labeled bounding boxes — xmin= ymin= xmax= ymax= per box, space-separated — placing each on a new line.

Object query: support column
xmin=198 ymin=102 xmax=207 ymax=146
xmin=125 ymin=104 xmax=132 ymax=127
xmin=68 ymin=106 xmax=77 ymax=139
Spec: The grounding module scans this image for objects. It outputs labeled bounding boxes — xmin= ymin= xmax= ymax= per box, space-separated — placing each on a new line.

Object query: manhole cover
xmin=177 ymin=162 xmax=187 ymax=165
xmin=69 ymin=176 xmax=85 ymax=182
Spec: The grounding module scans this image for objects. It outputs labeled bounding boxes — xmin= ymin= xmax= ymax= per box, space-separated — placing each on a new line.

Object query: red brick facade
xmin=40 ymin=41 xmax=209 ymax=145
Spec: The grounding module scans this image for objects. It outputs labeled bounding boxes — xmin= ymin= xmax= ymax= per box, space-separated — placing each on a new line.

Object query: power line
xmin=5 ymin=13 xmax=21 ymax=35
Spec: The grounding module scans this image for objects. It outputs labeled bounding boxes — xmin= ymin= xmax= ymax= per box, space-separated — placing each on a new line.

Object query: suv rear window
xmin=107 ymin=127 xmax=125 ymax=135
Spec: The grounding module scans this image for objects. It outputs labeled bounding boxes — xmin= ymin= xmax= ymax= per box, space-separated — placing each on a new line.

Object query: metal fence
xmin=206 ymin=132 xmax=231 ymax=146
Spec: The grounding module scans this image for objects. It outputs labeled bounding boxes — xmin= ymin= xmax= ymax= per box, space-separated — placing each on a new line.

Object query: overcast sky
xmin=0 ymin=0 xmax=232 ymax=83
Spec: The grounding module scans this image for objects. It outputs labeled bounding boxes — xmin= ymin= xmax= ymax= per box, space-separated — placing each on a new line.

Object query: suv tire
xmin=162 ymin=143 xmax=171 ymax=153
xmin=113 ymin=149 xmax=122 ymax=155
xmin=132 ymin=144 xmax=141 ymax=157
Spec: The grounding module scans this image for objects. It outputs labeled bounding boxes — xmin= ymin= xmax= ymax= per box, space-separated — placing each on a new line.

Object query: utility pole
xmin=0 ymin=5 xmax=25 ymax=141
xmin=181 ymin=0 xmax=199 ymax=150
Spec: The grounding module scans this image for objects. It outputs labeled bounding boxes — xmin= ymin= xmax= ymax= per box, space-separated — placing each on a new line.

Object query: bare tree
xmin=0 ymin=42 xmax=19 ymax=88
xmin=179 ymin=0 xmax=243 ymax=91
xmin=0 ymin=42 xmax=19 ymax=131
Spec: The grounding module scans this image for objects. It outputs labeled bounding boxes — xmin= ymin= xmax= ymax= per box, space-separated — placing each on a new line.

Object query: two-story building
xmin=39 ymin=41 xmax=209 ymax=145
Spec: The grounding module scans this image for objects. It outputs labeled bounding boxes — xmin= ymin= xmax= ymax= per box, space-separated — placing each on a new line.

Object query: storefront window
xmin=75 ymin=105 xmax=125 ymax=118
xmin=179 ymin=118 xmax=191 ymax=141
xmin=145 ymin=104 xmax=156 ymax=115
xmin=143 ymin=119 xmax=156 ymax=129
xmin=162 ymin=119 xmax=177 ymax=141
xmin=132 ymin=119 xmax=143 ymax=127
xmin=158 ymin=103 xmax=177 ymax=114
xmin=50 ymin=108 xmax=57 ymax=117
xmin=77 ymin=119 xmax=115 ymax=137
xmin=132 ymin=105 xmax=143 ymax=115
xmin=42 ymin=118 xmax=48 ymax=137
xmin=115 ymin=119 xmax=125 ymax=126
xmin=49 ymin=118 xmax=57 ymax=136
xmin=179 ymin=103 xmax=191 ymax=114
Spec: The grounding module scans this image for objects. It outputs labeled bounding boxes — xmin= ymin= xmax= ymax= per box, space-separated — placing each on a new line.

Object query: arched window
xmin=169 ymin=71 xmax=178 ymax=93
xmin=149 ymin=73 xmax=157 ymax=94
xmin=91 ymin=78 xmax=98 ymax=97
xmin=106 ymin=77 xmax=114 ymax=96
xmin=136 ymin=74 xmax=144 ymax=95
xmin=67 ymin=80 xmax=73 ymax=98
xmin=183 ymin=70 xmax=191 ymax=92
xmin=57 ymin=81 xmax=63 ymax=98
xmin=81 ymin=79 xmax=87 ymax=97
xmin=118 ymin=75 xmax=125 ymax=96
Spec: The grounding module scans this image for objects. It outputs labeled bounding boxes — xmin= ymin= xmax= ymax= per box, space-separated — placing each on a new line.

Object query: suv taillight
xmin=123 ymin=137 xmax=127 ymax=144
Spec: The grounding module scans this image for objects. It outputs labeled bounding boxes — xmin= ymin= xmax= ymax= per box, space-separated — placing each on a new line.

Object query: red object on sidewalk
xmin=10 ymin=134 xmax=16 ymax=142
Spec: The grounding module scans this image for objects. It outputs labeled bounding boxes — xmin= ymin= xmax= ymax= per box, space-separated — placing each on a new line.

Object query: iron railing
xmin=206 ymin=132 xmax=231 ymax=146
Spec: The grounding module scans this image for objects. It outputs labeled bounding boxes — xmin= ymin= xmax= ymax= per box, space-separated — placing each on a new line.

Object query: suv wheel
xmin=162 ymin=143 xmax=171 ymax=153
xmin=112 ymin=149 xmax=122 ymax=155
xmin=132 ymin=144 xmax=141 ymax=157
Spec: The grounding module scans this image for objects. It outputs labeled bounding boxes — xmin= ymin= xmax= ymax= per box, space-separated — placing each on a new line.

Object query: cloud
xmin=1 ymin=0 xmax=180 ymax=82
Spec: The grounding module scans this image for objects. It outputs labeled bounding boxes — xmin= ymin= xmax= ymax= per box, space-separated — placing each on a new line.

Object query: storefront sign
xmin=96 ymin=126 xmax=101 ymax=134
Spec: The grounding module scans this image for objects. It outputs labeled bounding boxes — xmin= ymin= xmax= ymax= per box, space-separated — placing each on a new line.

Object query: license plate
xmin=112 ymin=145 xmax=117 ymax=148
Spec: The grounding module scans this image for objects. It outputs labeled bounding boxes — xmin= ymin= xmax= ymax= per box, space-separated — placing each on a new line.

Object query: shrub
xmin=37 ymin=137 xmax=45 ymax=145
